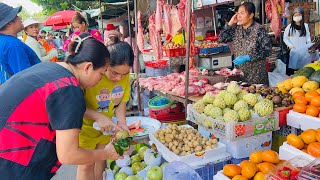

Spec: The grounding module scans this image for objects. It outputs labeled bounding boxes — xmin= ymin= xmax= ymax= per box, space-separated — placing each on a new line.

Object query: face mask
xmin=293 ymin=16 xmax=302 ymax=22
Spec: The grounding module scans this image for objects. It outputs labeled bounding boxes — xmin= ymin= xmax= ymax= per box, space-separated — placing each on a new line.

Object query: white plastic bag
xmin=268 ymin=59 xmax=289 ymax=87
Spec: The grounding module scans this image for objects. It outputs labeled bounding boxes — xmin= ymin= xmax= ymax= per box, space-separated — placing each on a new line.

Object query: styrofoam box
xmin=187 ymin=104 xmax=279 ymax=142
xmin=287 ymin=110 xmax=320 ymax=130
xmin=279 ymin=142 xmax=316 ymax=161
xmin=221 ymin=132 xmax=272 ymax=159
xmin=149 ymin=126 xmax=230 ymax=169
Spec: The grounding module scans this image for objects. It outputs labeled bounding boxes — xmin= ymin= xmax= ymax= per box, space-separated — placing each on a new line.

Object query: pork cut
xmin=155 ymin=0 xmax=164 ymax=32
xmin=177 ymin=0 xmax=186 ymax=30
xmin=163 ymin=4 xmax=171 ymax=35
xmin=137 ymin=11 xmax=144 ymax=52
xmin=170 ymin=6 xmax=182 ymax=36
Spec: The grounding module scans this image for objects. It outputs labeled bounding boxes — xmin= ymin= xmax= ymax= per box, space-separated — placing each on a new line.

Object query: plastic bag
xmin=268 ymin=59 xmax=290 ymax=87
xmin=163 ymin=161 xmax=202 ymax=180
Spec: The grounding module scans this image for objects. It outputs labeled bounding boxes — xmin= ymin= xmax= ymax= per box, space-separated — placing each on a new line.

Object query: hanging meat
xmin=163 ymin=4 xmax=171 ymax=35
xmin=189 ymin=14 xmax=196 ymax=69
xmin=149 ymin=13 xmax=163 ymax=60
xmin=137 ymin=11 xmax=144 ymax=52
xmin=155 ymin=0 xmax=164 ymax=32
xmin=265 ymin=0 xmax=285 ymax=38
xmin=177 ymin=0 xmax=187 ymax=30
xmin=170 ymin=6 xmax=182 ymax=36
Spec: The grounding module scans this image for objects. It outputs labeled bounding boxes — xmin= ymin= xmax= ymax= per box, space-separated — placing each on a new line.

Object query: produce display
xmin=113 ymin=131 xmax=133 ymax=156
xmin=153 ymin=124 xmax=218 ymax=155
xmin=286 ymin=128 xmax=320 ymax=158
xmin=162 ymin=42 xmax=185 ymax=50
xmin=195 ymin=41 xmax=223 ymax=49
xmin=222 ymin=150 xmax=281 ymax=179
xmin=107 ymin=145 xmax=167 ymax=180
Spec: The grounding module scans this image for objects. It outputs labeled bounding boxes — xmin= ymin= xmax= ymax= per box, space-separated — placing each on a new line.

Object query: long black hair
xmin=289 ymin=10 xmax=306 ymax=37
xmin=107 ymin=41 xmax=134 ymax=67
xmin=66 ymin=32 xmax=110 ymax=69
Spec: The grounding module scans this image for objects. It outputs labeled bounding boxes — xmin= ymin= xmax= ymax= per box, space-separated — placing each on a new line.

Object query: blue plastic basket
xmin=195 ymin=159 xmax=230 ymax=180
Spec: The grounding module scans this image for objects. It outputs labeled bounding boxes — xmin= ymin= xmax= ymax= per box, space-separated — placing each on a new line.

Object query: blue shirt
xmin=0 ymin=34 xmax=40 ymax=84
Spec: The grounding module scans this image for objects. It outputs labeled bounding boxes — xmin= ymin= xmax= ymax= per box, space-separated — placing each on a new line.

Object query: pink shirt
xmin=63 ymin=29 xmax=102 ymax=51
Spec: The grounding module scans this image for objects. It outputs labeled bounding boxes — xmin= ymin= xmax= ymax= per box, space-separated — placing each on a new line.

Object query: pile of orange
xmin=287 ymin=128 xmax=320 ymax=158
xmin=223 ymin=150 xmax=282 ymax=180
xmin=292 ymin=90 xmax=320 ymax=117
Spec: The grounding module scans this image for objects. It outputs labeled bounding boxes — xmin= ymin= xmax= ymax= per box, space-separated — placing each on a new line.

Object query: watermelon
xmin=292 ymin=67 xmax=315 ymax=78
xmin=309 ymin=70 xmax=320 ymax=84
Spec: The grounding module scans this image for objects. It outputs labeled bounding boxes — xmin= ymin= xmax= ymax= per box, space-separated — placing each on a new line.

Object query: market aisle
xmin=51 ymin=165 xmax=77 ymax=180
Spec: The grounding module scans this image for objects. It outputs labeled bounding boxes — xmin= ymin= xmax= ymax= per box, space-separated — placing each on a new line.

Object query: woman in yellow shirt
xmin=77 ymin=42 xmax=133 ymax=180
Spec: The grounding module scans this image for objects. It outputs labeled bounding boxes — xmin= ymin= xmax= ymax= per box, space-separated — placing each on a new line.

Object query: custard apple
xmin=238 ymin=108 xmax=252 ymax=122
xmin=193 ymin=101 xmax=206 ymax=114
xmin=243 ymin=93 xmax=258 ymax=106
xmin=209 ymin=107 xmax=223 ymax=119
xmin=224 ymin=92 xmax=238 ymax=106
xmin=237 ymin=90 xmax=248 ymax=100
xmin=213 ymin=97 xmax=226 ymax=109
xmin=203 ymin=104 xmax=215 ymax=117
xmin=216 ymin=90 xmax=227 ymax=99
xmin=223 ymin=110 xmax=239 ymax=122
xmin=227 ymin=82 xmax=242 ymax=95
xmin=254 ymin=99 xmax=274 ymax=117
xmin=202 ymin=93 xmax=215 ymax=104
xmin=223 ymin=107 xmax=232 ymax=115
xmin=216 ymin=116 xmax=224 ymax=121
xmin=203 ymin=118 xmax=213 ymax=129
xmin=233 ymin=100 xmax=249 ymax=111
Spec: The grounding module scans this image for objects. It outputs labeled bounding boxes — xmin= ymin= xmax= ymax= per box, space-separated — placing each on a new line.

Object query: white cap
xmin=23 ymin=18 xmax=44 ymax=29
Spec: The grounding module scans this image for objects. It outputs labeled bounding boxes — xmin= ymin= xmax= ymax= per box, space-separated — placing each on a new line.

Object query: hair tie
xmin=71 ymin=34 xmax=93 ymax=54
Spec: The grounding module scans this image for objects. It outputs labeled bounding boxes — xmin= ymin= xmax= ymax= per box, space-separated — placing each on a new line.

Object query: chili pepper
xmin=278 ymin=170 xmax=290 ymax=179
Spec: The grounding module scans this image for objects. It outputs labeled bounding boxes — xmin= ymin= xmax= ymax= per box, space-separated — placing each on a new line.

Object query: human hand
xmin=104 ymin=142 xmax=121 ymax=160
xmin=233 ymin=55 xmax=250 ymax=65
xmin=117 ymin=121 xmax=130 ymax=133
xmin=96 ymin=116 xmax=121 ymax=134
xmin=228 ymin=14 xmax=238 ymax=27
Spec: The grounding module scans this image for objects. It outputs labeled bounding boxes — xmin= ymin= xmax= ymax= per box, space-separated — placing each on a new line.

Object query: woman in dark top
xmin=219 ymin=2 xmax=272 ymax=85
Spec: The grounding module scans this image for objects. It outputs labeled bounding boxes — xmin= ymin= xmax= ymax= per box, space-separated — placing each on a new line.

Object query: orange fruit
xmin=253 ymin=172 xmax=266 ymax=180
xmin=287 ymin=134 xmax=304 ymax=149
xmin=293 ymin=103 xmax=307 ymax=113
xmin=307 ymin=142 xmax=320 ymax=157
xmin=257 ymin=162 xmax=277 ymax=174
xmin=241 ymin=162 xmax=258 ymax=179
xmin=306 ymin=105 xmax=319 ymax=117
xmin=223 ymin=164 xmax=241 ymax=178
xmin=294 ymin=96 xmax=308 ymax=105
xmin=302 ymin=148 xmax=308 ymax=153
xmin=249 ymin=151 xmax=263 ymax=164
xmin=239 ymin=160 xmax=251 ymax=168
xmin=301 ymin=129 xmax=317 ymax=144
xmin=316 ymin=132 xmax=320 ymax=142
xmin=261 ymin=150 xmax=280 ymax=164
xmin=305 ymin=90 xmax=320 ymax=102
xmin=293 ymin=91 xmax=305 ymax=99
xmin=310 ymin=96 xmax=320 ymax=107
xmin=232 ymin=175 xmax=248 ymax=180
xmin=317 ymin=128 xmax=320 ymax=133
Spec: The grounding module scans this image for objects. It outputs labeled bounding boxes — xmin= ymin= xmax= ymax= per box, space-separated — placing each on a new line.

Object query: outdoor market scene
xmin=1 ymin=0 xmax=320 ymax=179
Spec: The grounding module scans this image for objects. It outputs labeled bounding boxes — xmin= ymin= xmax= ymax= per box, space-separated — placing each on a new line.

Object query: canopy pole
xmin=127 ymin=0 xmax=132 ymax=47
xmin=184 ymin=0 xmax=192 ymax=117
xmin=134 ymin=0 xmax=142 ymax=115
xmin=212 ymin=6 xmax=217 ymax=36
xmin=99 ymin=0 xmax=103 ymax=33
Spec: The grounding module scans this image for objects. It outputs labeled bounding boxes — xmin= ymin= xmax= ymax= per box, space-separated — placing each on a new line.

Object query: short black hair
xmin=41 ymin=30 xmax=46 ymax=34
xmin=107 ymin=41 xmax=134 ymax=67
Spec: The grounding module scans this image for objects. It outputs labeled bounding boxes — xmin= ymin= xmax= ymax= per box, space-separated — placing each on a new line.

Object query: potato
xmin=168 ymin=142 xmax=173 ymax=148
xmin=166 ymin=128 xmax=172 ymax=134
xmin=195 ymin=146 xmax=202 ymax=152
xmin=205 ymin=141 xmax=212 ymax=146
xmin=181 ymin=151 xmax=186 ymax=156
xmin=173 ymin=149 xmax=180 ymax=155
xmin=185 ymin=146 xmax=191 ymax=151
xmin=164 ymin=143 xmax=168 ymax=147
xmin=187 ymin=142 xmax=193 ymax=148
xmin=212 ymin=139 xmax=218 ymax=144
xmin=193 ymin=141 xmax=199 ymax=147
xmin=160 ymin=139 xmax=166 ymax=144
xmin=211 ymin=144 xmax=217 ymax=149
xmin=173 ymin=140 xmax=179 ymax=146
xmin=165 ymin=136 xmax=172 ymax=143
xmin=186 ymin=151 xmax=192 ymax=155
xmin=204 ymin=137 xmax=209 ymax=142
xmin=187 ymin=135 xmax=192 ymax=141
xmin=192 ymin=136 xmax=197 ymax=140
xmin=205 ymin=146 xmax=212 ymax=151
xmin=178 ymin=142 xmax=183 ymax=147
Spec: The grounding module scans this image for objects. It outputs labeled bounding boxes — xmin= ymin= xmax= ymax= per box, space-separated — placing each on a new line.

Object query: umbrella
xmin=43 ymin=10 xmax=77 ymax=26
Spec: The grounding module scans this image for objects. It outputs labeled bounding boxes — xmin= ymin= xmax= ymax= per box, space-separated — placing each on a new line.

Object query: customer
xmin=219 ymin=2 xmax=272 ymax=85
xmin=0 ymin=3 xmax=40 ymax=84
xmin=23 ymin=18 xmax=58 ymax=62
xmin=77 ymin=42 xmax=132 ymax=180
xmin=63 ymin=12 xmax=102 ymax=52
xmin=283 ymin=7 xmax=313 ymax=75
xmin=0 ymin=33 xmax=122 ymax=180
xmin=39 ymin=30 xmax=47 ymax=39
xmin=104 ymin=23 xmax=117 ymax=45
xmin=105 ymin=30 xmax=121 ymax=46
xmin=46 ymin=32 xmax=56 ymax=48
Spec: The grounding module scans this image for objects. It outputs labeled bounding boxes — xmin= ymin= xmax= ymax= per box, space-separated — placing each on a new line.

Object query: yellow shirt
xmin=82 ymin=74 xmax=130 ymax=133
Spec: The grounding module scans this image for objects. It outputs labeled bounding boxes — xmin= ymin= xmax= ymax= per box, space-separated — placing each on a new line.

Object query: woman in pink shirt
xmin=63 ymin=12 xmax=102 ymax=52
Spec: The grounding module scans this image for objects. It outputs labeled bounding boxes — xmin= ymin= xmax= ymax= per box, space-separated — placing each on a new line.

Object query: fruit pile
xmin=222 ymin=150 xmax=282 ymax=180
xmin=248 ymin=85 xmax=294 ymax=107
xmin=195 ymin=41 xmax=223 ymax=48
xmin=163 ymin=42 xmax=185 ymax=50
xmin=154 ymin=124 xmax=218 ymax=155
xmin=274 ymin=165 xmax=301 ymax=180
xmin=292 ymin=89 xmax=320 ymax=117
xmin=287 ymin=128 xmax=320 ymax=158
xmin=193 ymin=82 xmax=274 ymax=128
xmin=108 ymin=145 xmax=167 ymax=180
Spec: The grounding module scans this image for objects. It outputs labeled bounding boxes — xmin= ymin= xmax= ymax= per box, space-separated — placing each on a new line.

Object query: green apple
xmin=131 ymin=162 xmax=146 ymax=175
xmin=115 ymin=130 xmax=129 ymax=140
xmin=115 ymin=172 xmax=128 ymax=180
xmin=125 ymin=175 xmax=143 ymax=180
xmin=130 ymin=154 xmax=141 ymax=165
xmin=113 ymin=165 xmax=120 ymax=173
xmin=146 ymin=166 xmax=163 ymax=180
xmin=160 ymin=162 xmax=168 ymax=170
xmin=138 ymin=146 xmax=148 ymax=159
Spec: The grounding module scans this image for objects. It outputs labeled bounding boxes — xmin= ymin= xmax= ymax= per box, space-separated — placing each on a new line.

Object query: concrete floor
xmin=51 ymin=165 xmax=77 ymax=180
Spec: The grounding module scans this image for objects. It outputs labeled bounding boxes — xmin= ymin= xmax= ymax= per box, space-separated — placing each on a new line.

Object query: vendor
xmin=283 ymin=7 xmax=313 ymax=74
xmin=219 ymin=2 xmax=272 ymax=85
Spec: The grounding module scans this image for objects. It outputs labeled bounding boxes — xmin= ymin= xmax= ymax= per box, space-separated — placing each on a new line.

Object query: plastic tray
xmin=279 ymin=142 xmax=316 ymax=161
xmin=187 ymin=104 xmax=279 ymax=141
xmin=299 ymin=157 xmax=320 ymax=180
xmin=149 ymin=126 xmax=230 ymax=169
xmin=287 ymin=110 xmax=320 ymax=130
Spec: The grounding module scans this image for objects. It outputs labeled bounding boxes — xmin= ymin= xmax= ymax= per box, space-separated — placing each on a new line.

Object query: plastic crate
xmin=145 ymin=60 xmax=168 ymax=68
xmin=221 ymin=132 xmax=272 ymax=159
xmin=187 ymin=104 xmax=279 ymax=141
xmin=299 ymin=156 xmax=320 ymax=180
xmin=274 ymin=106 xmax=293 ymax=127
xmin=287 ymin=110 xmax=320 ymax=130
xmin=195 ymin=159 xmax=230 ymax=180
xmin=150 ymin=111 xmax=186 ymax=121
